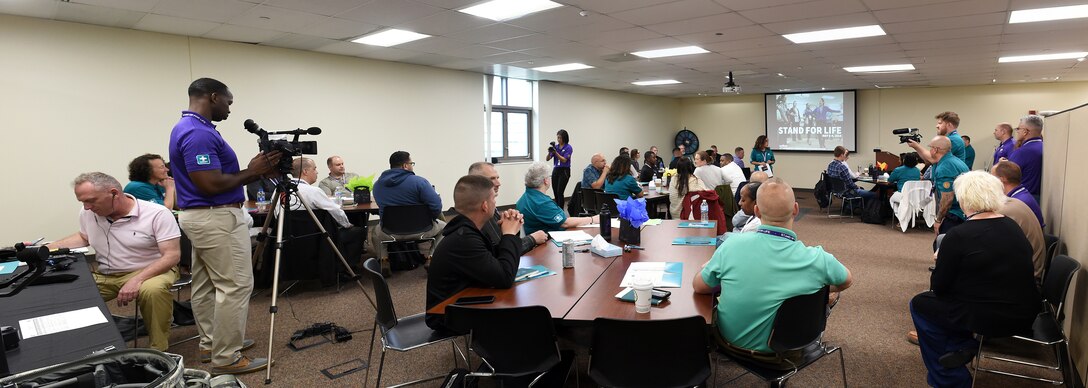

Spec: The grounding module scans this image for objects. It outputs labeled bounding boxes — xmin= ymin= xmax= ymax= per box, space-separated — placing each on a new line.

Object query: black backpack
xmin=814 ymin=179 xmax=830 ymax=209
xmin=861 ymin=197 xmax=885 ymax=224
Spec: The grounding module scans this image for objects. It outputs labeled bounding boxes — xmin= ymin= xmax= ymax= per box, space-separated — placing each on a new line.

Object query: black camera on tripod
xmin=892 ymin=128 xmax=922 ymax=144
xmin=245 ymin=119 xmax=320 ymax=173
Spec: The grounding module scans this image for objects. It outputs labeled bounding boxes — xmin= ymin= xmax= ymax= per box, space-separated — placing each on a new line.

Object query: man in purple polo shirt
xmin=992 ymin=161 xmax=1044 ymax=228
xmin=169 ymin=78 xmax=281 ymax=375
xmin=1007 ymin=115 xmax=1043 ymax=202
xmin=992 ymin=122 xmax=1015 ymax=166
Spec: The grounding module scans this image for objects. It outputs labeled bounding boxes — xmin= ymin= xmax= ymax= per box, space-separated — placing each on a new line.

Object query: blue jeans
xmin=910 ymin=293 xmax=977 ymax=388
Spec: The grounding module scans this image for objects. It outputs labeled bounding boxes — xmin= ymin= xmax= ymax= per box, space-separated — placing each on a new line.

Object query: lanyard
xmin=756 ymin=228 xmax=796 ymax=241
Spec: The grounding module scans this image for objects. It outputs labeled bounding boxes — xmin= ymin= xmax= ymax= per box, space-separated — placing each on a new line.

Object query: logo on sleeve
xmin=553 ymin=214 xmax=563 ymax=222
xmin=196 ymin=154 xmax=210 ymax=165
xmin=943 ymin=182 xmax=950 ymax=189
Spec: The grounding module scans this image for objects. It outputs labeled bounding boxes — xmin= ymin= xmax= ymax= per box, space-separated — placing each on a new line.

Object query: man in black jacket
xmin=468 ymin=162 xmax=547 ymax=254
xmin=425 ymin=174 xmax=524 ymax=330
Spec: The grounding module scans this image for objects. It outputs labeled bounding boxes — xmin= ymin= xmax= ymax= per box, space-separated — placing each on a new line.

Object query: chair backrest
xmin=902 ymin=180 xmax=933 ymax=207
xmin=1041 ymin=255 xmax=1080 ymax=317
xmin=588 ymin=316 xmax=711 ymax=388
xmin=380 ymin=205 xmax=434 ymax=235
xmin=596 ymin=191 xmax=620 ymax=217
xmin=1043 ymin=234 xmax=1059 ymax=277
xmin=582 ymin=188 xmax=601 ymax=214
xmin=362 ymin=258 xmax=399 ymax=333
xmin=445 ymin=305 xmax=561 ymax=377
xmin=823 ymin=172 xmax=849 ymax=196
xmin=768 ymin=286 xmax=830 ymax=352
xmin=742 ymin=167 xmax=752 ymax=180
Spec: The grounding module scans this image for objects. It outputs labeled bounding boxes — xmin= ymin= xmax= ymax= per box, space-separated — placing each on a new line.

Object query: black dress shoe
xmin=938 ymin=348 xmax=977 ymax=368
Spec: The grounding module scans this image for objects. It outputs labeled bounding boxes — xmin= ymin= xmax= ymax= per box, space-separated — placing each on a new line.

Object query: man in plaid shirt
xmin=827 ymin=146 xmax=876 ymax=204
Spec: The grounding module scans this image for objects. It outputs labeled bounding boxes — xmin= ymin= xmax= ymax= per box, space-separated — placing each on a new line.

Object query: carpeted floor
xmin=108 ymin=193 xmax=1065 ymax=387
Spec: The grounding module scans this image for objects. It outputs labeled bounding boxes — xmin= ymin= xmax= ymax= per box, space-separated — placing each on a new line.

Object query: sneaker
xmin=907 ymin=330 xmax=919 ymax=345
xmin=200 ymin=339 xmax=256 ymax=363
xmin=210 ymin=356 xmax=273 ymax=376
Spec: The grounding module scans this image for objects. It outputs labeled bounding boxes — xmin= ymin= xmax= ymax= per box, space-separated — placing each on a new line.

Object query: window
xmin=487 ymin=76 xmax=534 ymax=162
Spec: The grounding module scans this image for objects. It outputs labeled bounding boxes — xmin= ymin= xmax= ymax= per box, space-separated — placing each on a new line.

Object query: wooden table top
xmin=427 ymin=220 xmax=716 ymax=324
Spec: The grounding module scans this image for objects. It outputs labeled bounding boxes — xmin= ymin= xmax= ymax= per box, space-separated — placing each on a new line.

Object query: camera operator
xmin=545 ymin=129 xmax=573 ymax=207
xmin=906 ymin=111 xmax=966 ymax=165
xmin=169 ymin=78 xmax=279 ymax=375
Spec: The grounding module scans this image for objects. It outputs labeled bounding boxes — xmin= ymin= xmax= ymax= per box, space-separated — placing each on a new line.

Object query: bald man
xmin=581 ymin=153 xmax=608 ymax=189
xmin=318 ymin=155 xmax=359 ymax=196
xmin=929 ymin=136 xmax=970 ymax=235
xmin=695 ymin=178 xmax=852 ymax=369
xmin=992 ymin=123 xmax=1014 ymax=166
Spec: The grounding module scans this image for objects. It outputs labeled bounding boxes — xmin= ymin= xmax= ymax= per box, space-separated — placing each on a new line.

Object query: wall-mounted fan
xmin=675 ymin=128 xmax=699 ymax=155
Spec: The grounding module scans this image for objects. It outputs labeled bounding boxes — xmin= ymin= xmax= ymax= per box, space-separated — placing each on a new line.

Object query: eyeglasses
xmin=407 ymin=162 xmax=416 ymax=166
xmin=1015 ymin=127 xmax=1030 ymax=132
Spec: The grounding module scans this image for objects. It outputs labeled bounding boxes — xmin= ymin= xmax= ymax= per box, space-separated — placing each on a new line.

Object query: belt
xmin=721 ymin=340 xmax=777 ymax=358
xmin=180 ymin=202 xmax=243 ymax=211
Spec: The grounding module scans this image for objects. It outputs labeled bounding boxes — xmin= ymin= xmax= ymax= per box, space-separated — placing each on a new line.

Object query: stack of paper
xmin=515 ymin=265 xmax=556 ymax=282
xmin=619 ymin=262 xmax=683 ymax=288
xmin=548 ymin=230 xmax=595 ymax=247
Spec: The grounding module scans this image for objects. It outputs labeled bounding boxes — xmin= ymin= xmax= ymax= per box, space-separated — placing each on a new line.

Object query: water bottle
xmin=256 ymin=188 xmax=267 ymax=210
xmin=599 ymin=204 xmax=611 ymax=242
xmin=334 ymin=186 xmax=345 ymax=205
xmin=700 ymin=201 xmax=709 ymax=221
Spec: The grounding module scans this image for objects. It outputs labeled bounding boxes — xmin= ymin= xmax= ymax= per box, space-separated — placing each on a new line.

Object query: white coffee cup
xmin=633 ymin=277 xmax=653 ymax=313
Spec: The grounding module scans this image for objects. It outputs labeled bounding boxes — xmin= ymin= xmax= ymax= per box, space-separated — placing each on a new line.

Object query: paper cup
xmin=633 ymin=278 xmax=653 ymax=313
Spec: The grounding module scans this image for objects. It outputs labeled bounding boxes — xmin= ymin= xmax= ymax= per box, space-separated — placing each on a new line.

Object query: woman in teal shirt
xmin=603 ymin=155 xmax=643 ymax=200
xmin=123 ymin=153 xmax=175 ymax=209
xmin=750 ymin=135 xmax=775 ymax=173
xmin=887 ymin=153 xmax=922 ymax=192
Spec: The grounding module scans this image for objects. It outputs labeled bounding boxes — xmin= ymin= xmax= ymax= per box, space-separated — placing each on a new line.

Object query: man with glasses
xmin=1006 ymin=115 xmax=1044 ymax=202
xmin=370 ymin=151 xmax=445 ymax=275
xmin=929 ymin=136 xmax=970 ymax=235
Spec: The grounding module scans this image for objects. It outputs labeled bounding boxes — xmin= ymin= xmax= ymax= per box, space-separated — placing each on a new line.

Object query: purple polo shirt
xmin=552 ymin=143 xmax=573 ymax=168
xmin=1007 ymin=137 xmax=1043 ymax=195
xmin=1009 ymin=185 xmax=1044 ymax=228
xmin=168 ymin=111 xmax=244 ymax=208
xmin=993 ymin=137 xmax=1014 ymax=166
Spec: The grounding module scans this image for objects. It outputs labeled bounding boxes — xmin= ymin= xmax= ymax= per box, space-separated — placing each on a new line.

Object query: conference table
xmin=427 ymin=220 xmax=716 ymax=325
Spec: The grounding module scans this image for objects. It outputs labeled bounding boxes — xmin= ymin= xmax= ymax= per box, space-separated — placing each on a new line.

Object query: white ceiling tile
xmin=446 ymin=23 xmax=536 ymax=44
xmin=643 ymin=12 xmax=751 ymax=36
xmin=401 ymin=52 xmax=455 ymax=66
xmin=577 ymin=27 xmax=664 ymax=46
xmin=860 ymin=0 xmax=958 ymax=10
xmin=761 ymin=12 xmax=880 ymax=35
xmin=609 ymin=0 xmax=729 ymax=25
xmin=544 ymin=16 xmax=636 ymax=41
xmin=482 ymin=51 xmax=542 ymax=65
xmin=305 ymin=17 xmax=381 ymax=40
xmin=357 ymin=47 xmax=425 ymax=62
xmin=738 ymin=0 xmax=868 ymax=24
xmin=71 ymin=0 xmax=160 ymax=13
xmin=260 ymin=0 xmax=364 ymax=17
xmin=894 ymin=25 xmax=1004 ymax=43
xmin=570 ymin=0 xmax=681 ymax=14
xmin=261 ymin=33 xmax=339 ymax=50
xmin=336 ymin=0 xmax=443 ymax=26
xmin=0 ymin=0 xmax=60 ymax=19
xmin=881 ymin=12 xmax=1005 ymax=34
xmin=484 ymin=33 xmax=571 ymax=51
xmin=702 ymin=35 xmax=792 ymax=52
xmin=712 ymin=0 xmax=814 ymax=12
xmin=313 ymin=41 xmax=374 ymax=56
xmin=229 ymin=5 xmax=328 ymax=34
xmin=899 ymin=36 xmax=1001 ymax=50
xmin=432 ymin=59 xmax=490 ymax=71
xmin=203 ymin=24 xmax=285 ymax=43
xmin=502 ymin=6 xmax=599 ymax=32
xmin=602 ymin=36 xmax=689 ymax=52
xmin=413 ymin=0 xmax=480 ymax=10
xmin=152 ymin=0 xmax=256 ymax=23
xmin=395 ymin=9 xmax=494 ymax=36
xmin=872 ymin=0 xmax=1010 ymax=23
xmin=134 ymin=13 xmax=221 ymax=36
xmin=518 ymin=42 xmax=617 ymax=59
xmin=673 ymin=25 xmax=775 ymax=45
xmin=55 ymin=2 xmax=145 ymax=28
xmin=397 ymin=37 xmax=507 ymax=58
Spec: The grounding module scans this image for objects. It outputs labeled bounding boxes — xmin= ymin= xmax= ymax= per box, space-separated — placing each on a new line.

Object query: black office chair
xmin=361 ymin=258 xmax=466 ymax=387
xmin=588 ymin=316 xmax=711 ymax=388
xmin=1040 ymin=233 xmax=1059 ymax=280
xmin=259 ymin=210 xmax=341 ymax=288
xmin=581 ymin=188 xmax=602 ymax=216
xmin=445 ymin=305 xmax=575 ymax=387
xmin=823 ymin=172 xmax=862 ymax=218
xmin=973 ymin=254 xmax=1080 ymax=386
xmin=376 ymin=205 xmax=439 ymax=269
xmin=596 ymin=192 xmax=620 ymax=218
xmin=718 ymin=286 xmax=847 ymax=387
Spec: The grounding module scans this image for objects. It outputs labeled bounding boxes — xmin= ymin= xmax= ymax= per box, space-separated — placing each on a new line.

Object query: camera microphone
xmin=244 ymin=119 xmax=262 ymax=134
xmin=269 ymin=127 xmax=321 ymax=136
xmin=891 ymin=128 xmax=915 ymax=135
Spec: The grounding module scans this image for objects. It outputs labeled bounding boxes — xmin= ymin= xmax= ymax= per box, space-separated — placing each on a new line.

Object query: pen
xmin=516 ymin=271 xmax=543 ymax=282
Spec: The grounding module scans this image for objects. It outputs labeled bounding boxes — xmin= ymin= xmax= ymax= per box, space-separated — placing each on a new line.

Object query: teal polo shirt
xmin=123 ymin=181 xmax=165 ymax=205
xmin=604 ymin=175 xmax=641 ymax=200
xmin=700 ymin=225 xmax=848 ymax=352
xmin=933 ymin=153 xmax=969 ymax=220
xmin=516 ymin=187 xmax=567 ymax=235
xmin=947 ymin=130 xmax=966 ymax=163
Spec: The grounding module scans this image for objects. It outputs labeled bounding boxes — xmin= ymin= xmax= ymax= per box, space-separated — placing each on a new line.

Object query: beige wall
xmin=0 ymin=14 xmax=676 ymax=241
xmin=680 ymin=83 xmax=1088 ymax=188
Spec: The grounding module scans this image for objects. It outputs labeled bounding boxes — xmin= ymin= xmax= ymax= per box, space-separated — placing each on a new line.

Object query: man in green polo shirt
xmin=516 ymin=162 xmax=597 ymax=235
xmin=929 ymin=136 xmax=970 ymax=235
xmin=694 ymin=178 xmax=853 ymax=368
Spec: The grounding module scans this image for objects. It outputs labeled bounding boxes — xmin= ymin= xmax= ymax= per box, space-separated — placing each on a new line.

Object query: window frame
xmin=487 ymin=76 xmax=535 ymax=163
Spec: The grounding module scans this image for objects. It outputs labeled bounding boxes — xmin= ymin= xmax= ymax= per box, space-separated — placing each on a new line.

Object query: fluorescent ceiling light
xmin=458 ymin=0 xmax=562 ymax=21
xmin=1009 ymin=4 xmax=1088 ymax=23
xmin=532 ymin=63 xmax=593 ymax=72
xmin=631 ymin=46 xmax=709 ymax=58
xmin=998 ymin=52 xmax=1088 ymax=63
xmin=632 ymin=80 xmax=681 ymax=86
xmin=352 ymin=29 xmax=430 ymax=47
xmin=844 ymin=64 xmax=915 ymax=73
xmin=783 ymin=25 xmax=885 ymax=44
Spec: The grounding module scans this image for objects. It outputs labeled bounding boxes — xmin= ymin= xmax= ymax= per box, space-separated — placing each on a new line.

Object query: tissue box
xmin=591 ymin=242 xmax=622 ymax=258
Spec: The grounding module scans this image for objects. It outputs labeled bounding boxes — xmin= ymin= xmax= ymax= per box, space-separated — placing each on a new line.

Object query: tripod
xmin=253 ymin=176 xmax=377 ymax=384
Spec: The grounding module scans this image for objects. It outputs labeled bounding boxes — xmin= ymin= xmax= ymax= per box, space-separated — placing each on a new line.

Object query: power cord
xmin=288 ymin=322 xmax=352 ymax=350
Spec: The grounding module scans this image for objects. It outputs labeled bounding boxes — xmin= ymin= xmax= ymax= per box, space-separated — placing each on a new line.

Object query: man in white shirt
xmin=718 ymin=154 xmax=747 ymax=195
xmin=284 ymin=157 xmax=366 ymax=268
xmin=693 ymin=151 xmax=744 ymax=196
xmin=48 ymin=172 xmax=181 ymax=352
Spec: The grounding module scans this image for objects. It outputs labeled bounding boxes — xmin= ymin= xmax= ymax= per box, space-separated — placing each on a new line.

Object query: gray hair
xmin=468 ymin=161 xmax=494 ymax=175
xmin=73 ymin=172 xmax=122 ymax=191
xmin=524 ymin=161 xmax=552 ymax=188
xmin=1020 ymin=114 xmax=1044 ymax=131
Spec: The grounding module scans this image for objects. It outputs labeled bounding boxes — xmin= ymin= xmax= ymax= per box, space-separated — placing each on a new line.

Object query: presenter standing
xmin=750 ymin=135 xmax=775 ymax=175
xmin=546 ymin=129 xmax=572 ymax=207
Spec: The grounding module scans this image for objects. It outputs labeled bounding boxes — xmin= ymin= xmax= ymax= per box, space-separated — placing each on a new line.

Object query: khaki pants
xmin=94 ymin=267 xmax=179 ymax=351
xmin=178 ymin=208 xmax=253 ymax=367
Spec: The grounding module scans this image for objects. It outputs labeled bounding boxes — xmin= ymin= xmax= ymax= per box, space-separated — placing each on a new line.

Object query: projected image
xmin=765 ymin=91 xmax=856 ymax=152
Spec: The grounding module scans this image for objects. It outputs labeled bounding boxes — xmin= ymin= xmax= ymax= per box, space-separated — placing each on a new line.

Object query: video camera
xmin=892 ymin=128 xmax=922 ymax=144
xmin=245 ymin=119 xmax=320 ymax=173
xmin=548 ymin=141 xmax=557 ymax=153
